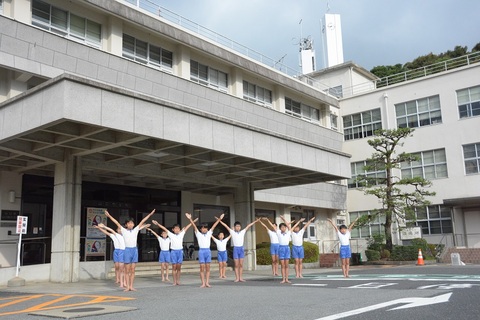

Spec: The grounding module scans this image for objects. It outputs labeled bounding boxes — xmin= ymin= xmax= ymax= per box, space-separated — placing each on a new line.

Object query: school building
xmin=0 ymin=0 xmax=350 ymax=285
xmin=1 ymin=1 xmax=479 ymax=286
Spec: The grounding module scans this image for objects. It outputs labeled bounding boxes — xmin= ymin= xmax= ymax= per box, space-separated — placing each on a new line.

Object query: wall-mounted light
xmin=8 ymin=191 xmax=16 ymax=203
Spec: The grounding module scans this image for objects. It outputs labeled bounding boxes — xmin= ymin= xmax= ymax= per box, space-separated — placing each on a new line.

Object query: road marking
xmin=292 ymin=284 xmax=328 ymax=287
xmin=310 ymin=274 xmax=480 ymax=282
xmin=0 ymin=294 xmax=134 ymax=317
xmin=417 ymin=283 xmax=480 ymax=290
xmin=342 ymin=282 xmax=397 ymax=289
xmin=315 ymin=292 xmax=452 ymax=320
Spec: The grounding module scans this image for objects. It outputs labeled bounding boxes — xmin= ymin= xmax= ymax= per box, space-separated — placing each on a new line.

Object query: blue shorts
xmin=113 ymin=249 xmax=124 ymax=263
xmin=123 ymin=247 xmax=138 ymax=264
xmin=279 ymin=245 xmax=290 ymax=260
xmin=233 ymin=246 xmax=244 ymax=259
xmin=198 ymin=248 xmax=212 ymax=264
xmin=292 ymin=245 xmax=304 ymax=259
xmin=340 ymin=245 xmax=351 ymax=259
xmin=159 ymin=250 xmax=171 ymax=263
xmin=171 ymin=249 xmax=183 ymax=264
xmin=217 ymin=250 xmax=227 ymax=262
xmin=270 ymin=243 xmax=280 ymax=255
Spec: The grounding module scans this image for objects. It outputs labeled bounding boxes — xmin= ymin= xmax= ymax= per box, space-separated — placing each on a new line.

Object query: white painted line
xmin=292 ymin=283 xmax=328 ymax=287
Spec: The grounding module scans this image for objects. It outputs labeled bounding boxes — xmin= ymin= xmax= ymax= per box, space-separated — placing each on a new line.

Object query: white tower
xmin=300 ymin=37 xmax=316 ymax=74
xmin=323 ymin=13 xmax=344 ymax=67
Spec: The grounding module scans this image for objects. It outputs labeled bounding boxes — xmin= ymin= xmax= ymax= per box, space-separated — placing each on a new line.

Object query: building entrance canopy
xmin=0 ymin=74 xmax=350 ymax=195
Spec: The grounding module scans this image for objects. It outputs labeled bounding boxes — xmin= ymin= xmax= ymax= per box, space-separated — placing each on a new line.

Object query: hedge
xmin=256 ymin=241 xmax=319 ymax=265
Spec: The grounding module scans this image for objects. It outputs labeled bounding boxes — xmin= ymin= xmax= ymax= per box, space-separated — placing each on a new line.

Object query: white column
xmin=234 ymin=181 xmax=256 ymax=270
xmin=50 ymin=154 xmax=82 ymax=283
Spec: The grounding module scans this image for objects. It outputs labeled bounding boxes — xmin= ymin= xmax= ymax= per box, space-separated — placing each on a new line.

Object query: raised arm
xmin=216 ymin=219 xmax=232 ymax=232
xmin=98 ymin=223 xmax=117 ymax=235
xmin=292 ymin=218 xmax=306 ymax=230
xmin=348 ymin=217 xmax=360 ymax=232
xmin=139 ymin=223 xmax=151 ymax=230
xmin=209 ymin=213 xmax=225 ymax=232
xmin=327 ymin=218 xmax=339 ymax=233
xmin=147 ymin=227 xmax=160 ymax=238
xmin=94 ymin=225 xmax=113 ymax=236
xmin=137 ymin=209 xmax=156 ymax=229
xmin=263 ymin=218 xmax=277 ymax=231
xmin=183 ymin=217 xmax=199 ymax=232
xmin=244 ymin=218 xmax=260 ymax=231
xmin=258 ymin=219 xmax=270 ymax=231
xmin=105 ymin=210 xmax=122 ymax=230
xmin=302 ymin=217 xmax=316 ymax=231
xmin=185 ymin=213 xmax=199 ymax=233
xmin=152 ymin=220 xmax=169 ymax=233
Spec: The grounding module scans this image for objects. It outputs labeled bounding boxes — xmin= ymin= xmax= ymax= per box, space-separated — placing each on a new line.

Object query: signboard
xmin=16 ymin=216 xmax=28 ymax=234
xmin=400 ymin=226 xmax=422 ymax=240
xmin=85 ymin=207 xmax=107 ymax=258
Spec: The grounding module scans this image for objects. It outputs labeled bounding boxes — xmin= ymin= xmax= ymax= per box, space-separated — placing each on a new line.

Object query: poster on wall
xmin=86 ymin=207 xmax=107 ymax=238
xmin=85 ymin=207 xmax=107 ymax=258
xmin=85 ymin=238 xmax=106 ymax=256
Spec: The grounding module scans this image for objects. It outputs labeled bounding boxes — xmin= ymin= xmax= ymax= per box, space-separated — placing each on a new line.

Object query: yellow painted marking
xmin=0 ymin=294 xmax=134 ymax=317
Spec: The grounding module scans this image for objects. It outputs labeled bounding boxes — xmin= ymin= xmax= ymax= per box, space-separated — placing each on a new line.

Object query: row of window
xmin=348 ymin=143 xmax=479 ymax=189
xmin=344 ymin=85 xmax=480 ymax=141
xmin=349 ymin=205 xmax=452 ymax=238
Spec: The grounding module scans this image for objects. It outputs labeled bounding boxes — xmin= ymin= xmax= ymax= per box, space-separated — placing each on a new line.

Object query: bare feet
xmin=205 ymin=284 xmax=211 ymax=288
xmin=239 ymin=279 xmax=246 ymax=282
xmin=280 ymin=280 xmax=286 ymax=284
xmin=234 ymin=279 xmax=239 ymax=283
xmin=200 ymin=284 xmax=206 ymax=288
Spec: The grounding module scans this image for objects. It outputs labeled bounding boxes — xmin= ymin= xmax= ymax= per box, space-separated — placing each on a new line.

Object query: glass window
xmin=343 ymin=108 xmax=382 ymax=141
xmin=415 ymin=205 xmax=452 ymax=235
xmin=463 ymin=143 xmax=480 ymax=174
xmin=348 ymin=160 xmax=386 ymax=189
xmin=395 ymin=95 xmax=442 ymax=128
xmin=457 ymin=86 xmax=480 ymax=119
xmin=243 ymin=81 xmax=272 ymax=106
xmin=122 ymin=34 xmax=173 ymax=71
xmin=285 ymin=97 xmax=320 ymax=123
xmin=401 ymin=149 xmax=448 ymax=180
xmin=190 ymin=60 xmax=227 ymax=91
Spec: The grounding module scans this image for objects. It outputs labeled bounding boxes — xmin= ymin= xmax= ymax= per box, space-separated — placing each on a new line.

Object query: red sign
xmin=16 ymin=216 xmax=28 ymax=234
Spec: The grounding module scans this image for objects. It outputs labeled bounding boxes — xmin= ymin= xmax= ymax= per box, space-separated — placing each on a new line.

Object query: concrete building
xmin=311 ymin=53 xmax=480 ymax=255
xmin=0 ymin=0 xmax=350 ymax=285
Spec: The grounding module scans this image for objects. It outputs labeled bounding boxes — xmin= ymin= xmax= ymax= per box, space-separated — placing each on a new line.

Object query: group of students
xmin=95 ymin=210 xmax=358 ymax=291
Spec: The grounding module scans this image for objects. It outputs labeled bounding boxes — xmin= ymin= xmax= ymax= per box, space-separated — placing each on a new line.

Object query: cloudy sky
xmin=155 ymin=0 xmax=480 ymax=72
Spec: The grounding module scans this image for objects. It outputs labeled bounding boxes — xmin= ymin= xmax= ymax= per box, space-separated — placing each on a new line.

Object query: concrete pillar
xmin=234 ymin=181 xmax=256 ymax=270
xmin=50 ymin=154 xmax=82 ymax=283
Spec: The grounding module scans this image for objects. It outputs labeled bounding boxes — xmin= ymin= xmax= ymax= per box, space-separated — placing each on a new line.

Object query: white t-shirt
xmin=212 ymin=237 xmax=229 ymax=251
xmin=157 ymin=236 xmax=171 ymax=251
xmin=109 ymin=233 xmax=120 ymax=249
xmin=291 ymin=229 xmax=305 ymax=246
xmin=337 ymin=230 xmax=351 ymax=246
xmin=276 ymin=230 xmax=291 ymax=246
xmin=121 ymin=226 xmax=139 ymax=248
xmin=230 ymin=229 xmax=246 ymax=247
xmin=115 ymin=233 xmax=126 ymax=250
xmin=195 ymin=230 xmax=213 ymax=249
xmin=167 ymin=230 xmax=185 ymax=250
xmin=267 ymin=230 xmax=279 ymax=244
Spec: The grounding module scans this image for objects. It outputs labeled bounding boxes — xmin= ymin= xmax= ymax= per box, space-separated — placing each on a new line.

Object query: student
xmin=211 ymin=231 xmax=231 ymax=279
xmin=147 ymin=227 xmax=171 ymax=282
xmin=94 ymin=223 xmax=126 ymax=288
xmin=105 ymin=209 xmax=155 ymax=291
xmin=327 ymin=217 xmax=359 ymax=278
xmin=259 ymin=218 xmax=280 ymax=276
xmin=291 ymin=217 xmax=316 ymax=278
xmin=152 ymin=216 xmax=197 ymax=286
xmin=185 ymin=213 xmax=224 ymax=288
xmin=218 ymin=217 xmax=260 ymax=282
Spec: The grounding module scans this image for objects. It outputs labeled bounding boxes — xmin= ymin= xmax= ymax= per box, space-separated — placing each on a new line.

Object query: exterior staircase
xmin=438 ymin=247 xmax=480 ymax=264
xmin=107 ymin=260 xmax=225 ymax=279
xmin=319 ymin=253 xmax=340 ymax=268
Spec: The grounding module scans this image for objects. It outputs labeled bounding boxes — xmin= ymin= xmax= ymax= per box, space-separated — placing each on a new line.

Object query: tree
xmin=355 ymin=128 xmax=436 ymax=251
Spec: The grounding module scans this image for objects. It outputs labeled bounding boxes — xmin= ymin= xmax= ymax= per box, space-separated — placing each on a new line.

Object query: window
xmin=190 ymin=60 xmax=228 ymax=92
xmin=350 ymin=211 xmax=385 ymax=239
xmin=348 ymin=160 xmax=386 ymax=189
xmin=243 ymin=81 xmax=272 ymax=106
xmin=401 ymin=149 xmax=448 ymax=180
xmin=330 ymin=113 xmax=338 ymax=130
xmin=122 ymin=34 xmax=173 ymax=71
xmin=415 ymin=205 xmax=452 ymax=235
xmin=285 ymin=97 xmax=320 ymax=123
xmin=343 ymin=108 xmax=382 ymax=141
xmin=0 ymin=0 xmax=3 ymax=15
xmin=32 ymin=0 xmax=101 ymax=47
xmin=463 ymin=143 xmax=480 ymax=174
xmin=328 ymin=85 xmax=343 ymax=98
xmin=290 ymin=210 xmax=316 ymax=239
xmin=395 ymin=95 xmax=442 ymax=128
xmin=457 ymin=85 xmax=480 ymax=119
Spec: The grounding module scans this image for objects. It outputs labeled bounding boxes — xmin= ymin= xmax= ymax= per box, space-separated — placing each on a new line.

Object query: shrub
xmin=365 ymin=249 xmax=381 ymax=261
xmin=410 ymin=238 xmax=432 ymax=258
xmin=256 ymin=242 xmax=319 ymax=265
xmin=366 ymin=233 xmax=385 ymax=252
xmin=380 ymin=249 xmax=391 ymax=259
xmin=391 ymin=245 xmax=418 ymax=261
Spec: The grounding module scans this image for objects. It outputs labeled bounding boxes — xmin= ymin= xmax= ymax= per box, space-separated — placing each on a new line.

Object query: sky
xmin=156 ymin=0 xmax=480 ymax=72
